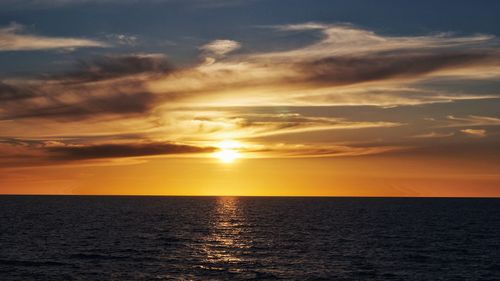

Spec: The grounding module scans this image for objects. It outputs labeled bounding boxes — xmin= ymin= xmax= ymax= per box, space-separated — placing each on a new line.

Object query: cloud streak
xmin=172 ymin=111 xmax=402 ymax=140
xmin=460 ymin=129 xmax=487 ymax=137
xmin=0 ymin=23 xmax=107 ymax=51
xmin=0 ymin=138 xmax=216 ymax=168
xmin=446 ymin=115 xmax=500 ymax=127
xmin=46 ymin=142 xmax=215 ymax=160
xmin=264 ymin=23 xmax=495 ymax=60
xmin=247 ymin=142 xmax=406 ymax=158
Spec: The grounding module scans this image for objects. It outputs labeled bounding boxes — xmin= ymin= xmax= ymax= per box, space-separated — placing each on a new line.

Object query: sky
xmin=1 ymin=0 xmax=500 ymax=196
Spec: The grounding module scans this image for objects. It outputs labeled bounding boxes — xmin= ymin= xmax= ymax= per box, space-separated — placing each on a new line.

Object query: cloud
xmin=297 ymin=52 xmax=493 ymax=86
xmin=411 ymin=132 xmax=454 ymax=139
xmin=148 ymin=25 xmax=500 ymax=108
xmin=0 ymin=54 xmax=175 ymax=121
xmin=46 ymin=142 xmax=215 ymax=160
xmin=0 ymin=22 xmax=108 ymax=51
xmin=105 ymin=34 xmax=138 ymax=46
xmin=262 ymin=23 xmax=495 ymax=61
xmin=1 ymin=23 xmax=500 ymax=166
xmin=0 ymin=138 xmax=216 ymax=168
xmin=0 ymin=80 xmax=158 ymax=121
xmin=446 ymin=115 xmax=500 ymax=127
xmin=460 ymin=129 xmax=487 ymax=137
xmin=54 ymin=53 xmax=172 ymax=83
xmin=383 ymin=141 xmax=500 ymax=160
xmin=246 ymin=142 xmax=405 ymax=158
xmin=200 ymin=39 xmax=241 ymax=56
xmin=0 ymin=81 xmax=37 ymax=102
xmin=273 ymin=22 xmax=328 ymax=31
xmin=173 ymin=111 xmax=402 ymax=140
xmin=289 ymin=87 xmax=496 ymax=107
xmin=6 ymin=91 xmax=157 ymax=120
xmin=3 ymin=24 xmax=497 ymax=125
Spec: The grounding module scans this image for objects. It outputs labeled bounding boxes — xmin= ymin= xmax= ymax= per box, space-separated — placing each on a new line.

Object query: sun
xmin=215 ymin=149 xmax=239 ymax=163
xmin=214 ymin=140 xmax=241 ymax=163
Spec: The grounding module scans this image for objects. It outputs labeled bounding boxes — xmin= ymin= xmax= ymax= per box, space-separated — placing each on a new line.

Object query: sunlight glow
xmin=214 ymin=140 xmax=242 ymax=163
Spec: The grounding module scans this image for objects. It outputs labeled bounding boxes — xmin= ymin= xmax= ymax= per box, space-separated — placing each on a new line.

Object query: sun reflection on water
xmin=201 ymin=197 xmax=250 ymax=267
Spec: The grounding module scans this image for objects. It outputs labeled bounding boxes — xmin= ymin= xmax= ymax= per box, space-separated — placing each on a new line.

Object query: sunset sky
xmin=1 ymin=0 xmax=499 ymax=196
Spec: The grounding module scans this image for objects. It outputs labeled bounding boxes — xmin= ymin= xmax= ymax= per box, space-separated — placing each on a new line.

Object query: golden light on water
xmin=213 ymin=140 xmax=241 ymax=163
xmin=200 ymin=197 xmax=248 ymax=264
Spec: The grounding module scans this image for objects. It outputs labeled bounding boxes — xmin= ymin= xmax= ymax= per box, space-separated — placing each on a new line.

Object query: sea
xmin=0 ymin=196 xmax=499 ymax=280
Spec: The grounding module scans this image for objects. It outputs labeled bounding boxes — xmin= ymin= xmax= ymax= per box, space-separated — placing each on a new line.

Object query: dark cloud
xmin=54 ymin=54 xmax=173 ymax=83
xmin=299 ymin=51 xmax=496 ymax=86
xmin=0 ymin=138 xmax=216 ymax=168
xmin=0 ymin=82 xmax=36 ymax=102
xmin=7 ymin=91 xmax=157 ymax=121
xmin=46 ymin=142 xmax=216 ymax=160
xmin=0 ymin=54 xmax=173 ymax=121
xmin=0 ymin=137 xmax=45 ymax=147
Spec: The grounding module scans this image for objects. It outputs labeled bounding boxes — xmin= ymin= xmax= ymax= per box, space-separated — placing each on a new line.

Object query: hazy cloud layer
xmin=167 ymin=111 xmax=402 ymax=140
xmin=1 ymin=23 xmax=500 ymax=166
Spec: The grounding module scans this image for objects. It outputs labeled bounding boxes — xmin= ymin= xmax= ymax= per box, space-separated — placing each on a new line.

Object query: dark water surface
xmin=1 ymin=196 xmax=499 ymax=280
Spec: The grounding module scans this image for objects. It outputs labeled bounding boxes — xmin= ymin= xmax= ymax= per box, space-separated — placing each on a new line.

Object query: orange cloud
xmin=461 ymin=129 xmax=487 ymax=137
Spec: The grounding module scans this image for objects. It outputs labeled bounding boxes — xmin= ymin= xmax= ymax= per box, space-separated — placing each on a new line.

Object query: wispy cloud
xmin=105 ymin=33 xmax=138 ymax=46
xmin=262 ymin=23 xmax=495 ymax=60
xmin=0 ymin=23 xmax=108 ymax=51
xmin=460 ymin=128 xmax=487 ymax=137
xmin=169 ymin=111 xmax=402 ymax=140
xmin=148 ymin=24 xmax=500 ymax=108
xmin=247 ymin=142 xmax=406 ymax=158
xmin=200 ymin=39 xmax=241 ymax=57
xmin=446 ymin=115 xmax=500 ymax=127
xmin=411 ymin=132 xmax=455 ymax=139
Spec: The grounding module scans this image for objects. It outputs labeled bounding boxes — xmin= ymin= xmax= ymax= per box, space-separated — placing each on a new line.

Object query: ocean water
xmin=0 ymin=196 xmax=499 ymax=280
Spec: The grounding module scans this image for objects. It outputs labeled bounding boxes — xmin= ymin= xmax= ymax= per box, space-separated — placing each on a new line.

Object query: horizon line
xmin=1 ymin=194 xmax=499 ymax=199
